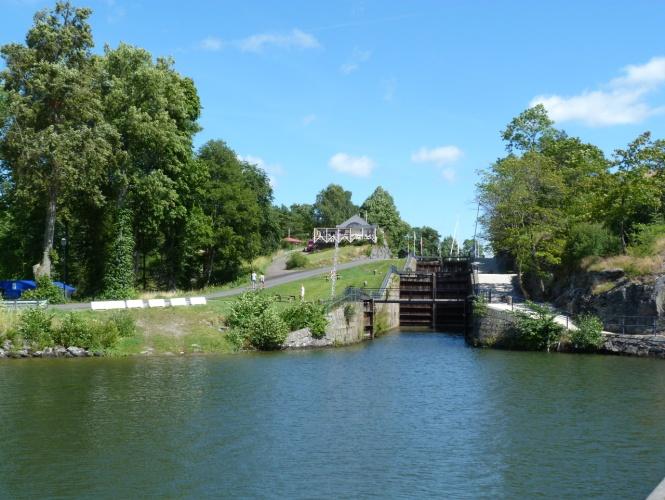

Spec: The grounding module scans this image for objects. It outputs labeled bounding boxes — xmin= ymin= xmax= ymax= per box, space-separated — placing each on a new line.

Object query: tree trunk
xmin=34 ymin=186 xmax=57 ymax=278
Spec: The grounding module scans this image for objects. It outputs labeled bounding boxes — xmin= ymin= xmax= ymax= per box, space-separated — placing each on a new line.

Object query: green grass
xmin=302 ymin=244 xmax=372 ymax=268
xmin=263 ymin=259 xmax=403 ymax=303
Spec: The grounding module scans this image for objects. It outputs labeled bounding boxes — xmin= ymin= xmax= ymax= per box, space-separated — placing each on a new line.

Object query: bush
xmin=564 ymin=222 xmax=621 ymax=263
xmin=227 ymin=292 xmax=275 ymax=330
xmin=629 ymin=222 xmax=665 ymax=257
xmin=21 ymin=276 xmax=65 ymax=304
xmin=569 ymin=314 xmax=604 ymax=352
xmin=343 ymin=303 xmax=356 ymax=324
xmin=281 ymin=301 xmax=328 ymax=338
xmin=109 ymin=311 xmax=136 ymax=338
xmin=246 ymin=308 xmax=288 ymax=350
xmin=513 ymin=302 xmax=564 ymax=351
xmin=285 ymin=252 xmax=308 ymax=269
xmin=53 ymin=313 xmax=123 ymax=350
xmin=14 ymin=307 xmax=54 ymax=347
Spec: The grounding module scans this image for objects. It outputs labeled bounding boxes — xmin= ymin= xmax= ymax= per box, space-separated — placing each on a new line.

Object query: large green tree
xmin=1 ymin=2 xmax=118 ymax=278
xmin=313 ymin=184 xmax=357 ymax=227
xmin=360 ymin=186 xmax=405 ymax=249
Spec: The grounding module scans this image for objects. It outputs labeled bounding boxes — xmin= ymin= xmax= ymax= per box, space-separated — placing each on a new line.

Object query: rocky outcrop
xmin=601 ymin=333 xmax=665 ymax=358
xmin=552 ymin=270 xmax=665 ymax=333
xmin=0 ymin=340 xmax=99 ymax=359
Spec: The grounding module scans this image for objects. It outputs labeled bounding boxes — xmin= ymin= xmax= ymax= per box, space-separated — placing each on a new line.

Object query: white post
xmin=331 ymin=228 xmax=340 ymax=299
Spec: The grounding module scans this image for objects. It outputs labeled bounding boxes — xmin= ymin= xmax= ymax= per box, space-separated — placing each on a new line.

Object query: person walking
xmin=251 ymin=271 xmax=257 ymax=290
xmin=300 ymin=284 xmax=305 ymax=301
xmin=259 ymin=273 xmax=265 ymax=289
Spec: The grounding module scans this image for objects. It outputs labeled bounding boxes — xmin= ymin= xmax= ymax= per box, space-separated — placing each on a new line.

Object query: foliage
xmin=374 ymin=309 xmax=390 ymax=336
xmin=440 ymin=235 xmax=460 ymax=257
xmin=564 ymin=223 xmax=621 ymax=264
xmin=245 ymin=308 xmax=288 ymax=350
xmin=343 ymin=303 xmax=356 ymax=324
xmin=21 ymin=276 xmax=65 ymax=304
xmin=101 ymin=209 xmax=135 ymax=299
xmin=360 ymin=186 xmax=407 ymax=249
xmin=285 ymin=252 xmax=308 ymax=269
xmin=13 ymin=307 xmax=54 ymax=347
xmin=226 ymin=291 xmax=275 ymax=331
xmin=472 ymin=296 xmax=488 ymax=317
xmin=512 ymin=302 xmax=564 ymax=351
xmin=314 ymin=184 xmax=357 ymax=227
xmin=629 ymin=222 xmax=665 ymax=257
xmin=413 ymin=226 xmax=440 ymax=256
xmin=281 ymin=301 xmax=328 ymax=338
xmin=462 ymin=238 xmax=485 ymax=257
xmin=569 ymin=314 xmax=604 ymax=352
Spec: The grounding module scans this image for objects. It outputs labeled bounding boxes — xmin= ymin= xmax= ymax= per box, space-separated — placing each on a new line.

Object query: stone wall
xmin=467 ymin=306 xmax=517 ymax=347
xmin=282 ymin=301 xmax=366 ymax=349
xmin=374 ymin=302 xmax=399 ymax=334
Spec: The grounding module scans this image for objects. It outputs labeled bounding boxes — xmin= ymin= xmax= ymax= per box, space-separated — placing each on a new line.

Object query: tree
xmin=440 ymin=235 xmax=460 ymax=257
xmin=462 ymin=238 xmax=485 ymax=257
xmin=313 ymin=184 xmax=357 ymax=227
xmin=101 ymin=208 xmax=135 ymax=298
xmin=414 ymin=226 xmax=440 ymax=256
xmin=501 ymin=104 xmax=558 ymax=153
xmin=360 ymin=186 xmax=404 ymax=248
xmin=599 ymin=133 xmax=663 ymax=252
xmin=1 ymin=2 xmax=118 ymax=278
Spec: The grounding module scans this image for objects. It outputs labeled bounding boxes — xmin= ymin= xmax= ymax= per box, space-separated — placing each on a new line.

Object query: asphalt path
xmin=54 ymin=258 xmax=385 ymax=311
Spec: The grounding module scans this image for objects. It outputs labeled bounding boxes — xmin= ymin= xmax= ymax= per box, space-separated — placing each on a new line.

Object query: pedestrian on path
xmin=251 ymin=271 xmax=257 ymax=290
xmin=300 ymin=284 xmax=305 ymax=301
xmin=260 ymin=273 xmax=265 ymax=289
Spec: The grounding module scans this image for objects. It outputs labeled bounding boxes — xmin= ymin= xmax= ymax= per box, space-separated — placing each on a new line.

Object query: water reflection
xmin=1 ymin=335 xmax=665 ymax=498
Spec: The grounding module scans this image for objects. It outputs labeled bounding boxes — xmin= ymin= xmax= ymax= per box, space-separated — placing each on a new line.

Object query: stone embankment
xmin=0 ymin=340 xmax=99 ymax=359
xmin=469 ymin=307 xmax=665 ymax=358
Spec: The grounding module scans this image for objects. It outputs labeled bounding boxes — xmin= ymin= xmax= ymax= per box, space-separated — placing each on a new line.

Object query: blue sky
xmin=2 ymin=0 xmax=665 ymax=242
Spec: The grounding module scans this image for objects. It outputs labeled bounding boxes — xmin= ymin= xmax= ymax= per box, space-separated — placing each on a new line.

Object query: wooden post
xmin=370 ymin=298 xmax=375 ymax=339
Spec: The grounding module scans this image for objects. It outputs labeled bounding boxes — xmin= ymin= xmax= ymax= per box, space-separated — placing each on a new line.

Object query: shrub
xmin=227 ymin=292 xmax=275 ymax=330
xmin=564 ymin=222 xmax=621 ymax=264
xmin=22 ymin=276 xmax=65 ymax=304
xmin=629 ymin=222 xmax=665 ymax=257
xmin=100 ymin=208 xmax=136 ymax=300
xmin=246 ymin=308 xmax=288 ymax=350
xmin=285 ymin=252 xmax=308 ymax=269
xmin=473 ymin=296 xmax=488 ymax=317
xmin=343 ymin=303 xmax=356 ymax=324
xmin=569 ymin=314 xmax=604 ymax=352
xmin=14 ymin=307 xmax=54 ymax=347
xmin=109 ymin=311 xmax=136 ymax=338
xmin=54 ymin=313 xmax=122 ymax=350
xmin=513 ymin=302 xmax=564 ymax=351
xmin=281 ymin=301 xmax=328 ymax=338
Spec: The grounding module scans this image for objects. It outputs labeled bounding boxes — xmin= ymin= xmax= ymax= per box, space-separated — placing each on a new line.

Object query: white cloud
xmin=441 ymin=168 xmax=456 ymax=182
xmin=329 ymin=153 xmax=375 ymax=177
xmin=383 ymin=78 xmax=396 ymax=101
xmin=239 ymin=155 xmax=284 ymax=187
xmin=531 ymin=56 xmax=665 ymax=127
xmin=411 ymin=145 xmax=463 ymax=166
xmin=237 ymin=29 xmax=320 ymax=53
xmin=302 ymin=114 xmax=317 ymax=126
xmin=340 ymin=48 xmax=372 ymax=75
xmin=200 ymin=36 xmax=223 ymax=51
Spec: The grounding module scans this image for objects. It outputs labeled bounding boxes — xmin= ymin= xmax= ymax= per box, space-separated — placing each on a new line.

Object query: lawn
xmin=300 ymin=244 xmax=372 ymax=268
xmin=263 ymin=259 xmax=403 ymax=303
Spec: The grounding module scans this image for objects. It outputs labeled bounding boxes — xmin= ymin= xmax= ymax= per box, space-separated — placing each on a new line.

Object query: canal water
xmin=2 ymin=332 xmax=665 ymax=499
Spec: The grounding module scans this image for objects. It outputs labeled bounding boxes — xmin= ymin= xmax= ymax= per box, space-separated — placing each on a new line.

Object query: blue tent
xmin=0 ymin=280 xmax=76 ymax=300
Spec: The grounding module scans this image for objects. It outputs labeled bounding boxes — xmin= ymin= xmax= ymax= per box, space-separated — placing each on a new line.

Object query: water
xmin=2 ymin=332 xmax=665 ymax=499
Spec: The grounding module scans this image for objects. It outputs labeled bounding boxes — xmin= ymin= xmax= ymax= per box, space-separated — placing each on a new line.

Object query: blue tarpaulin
xmin=0 ymin=280 xmax=76 ymax=300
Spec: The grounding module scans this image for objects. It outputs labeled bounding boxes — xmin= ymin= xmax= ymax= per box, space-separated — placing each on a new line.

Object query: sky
xmin=1 ymin=0 xmax=665 ymax=243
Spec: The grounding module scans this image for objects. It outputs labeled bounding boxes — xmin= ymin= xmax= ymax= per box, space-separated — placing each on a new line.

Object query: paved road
xmin=54 ymin=258 xmax=385 ymax=311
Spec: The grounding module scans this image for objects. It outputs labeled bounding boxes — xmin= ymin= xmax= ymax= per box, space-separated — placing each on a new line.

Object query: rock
xmin=2 ymin=340 xmax=12 ymax=351
xmin=0 ymin=349 xmax=5 ymax=358
xmin=33 ymin=350 xmax=43 ymax=357
xmin=55 ymin=346 xmax=67 ymax=357
xmin=17 ymin=349 xmax=29 ymax=358
xmin=282 ymin=328 xmax=334 ymax=349
xmin=67 ymin=346 xmax=87 ymax=357
xmin=42 ymin=347 xmax=54 ymax=357
xmin=93 ymin=351 xmax=103 ymax=357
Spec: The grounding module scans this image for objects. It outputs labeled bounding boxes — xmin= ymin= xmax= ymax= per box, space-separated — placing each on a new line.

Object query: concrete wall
xmin=374 ymin=302 xmax=399 ymax=334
